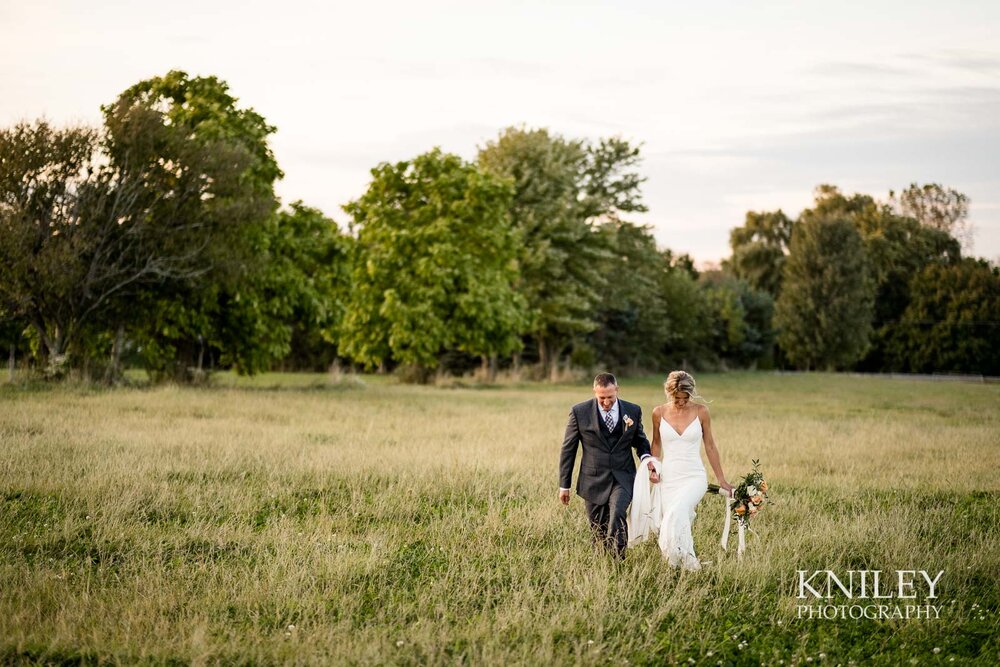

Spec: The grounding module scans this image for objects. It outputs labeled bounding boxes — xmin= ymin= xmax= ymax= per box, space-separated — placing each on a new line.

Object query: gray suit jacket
xmin=558 ymin=398 xmax=652 ymax=505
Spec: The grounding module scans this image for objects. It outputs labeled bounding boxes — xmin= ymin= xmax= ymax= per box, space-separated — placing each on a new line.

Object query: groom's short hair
xmin=593 ymin=372 xmax=617 ymax=388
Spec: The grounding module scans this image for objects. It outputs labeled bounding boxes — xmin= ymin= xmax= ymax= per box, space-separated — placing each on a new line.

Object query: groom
xmin=559 ymin=373 xmax=657 ymax=559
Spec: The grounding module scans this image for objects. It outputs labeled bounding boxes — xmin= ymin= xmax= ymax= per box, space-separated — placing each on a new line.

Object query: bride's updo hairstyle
xmin=664 ymin=370 xmax=707 ymax=405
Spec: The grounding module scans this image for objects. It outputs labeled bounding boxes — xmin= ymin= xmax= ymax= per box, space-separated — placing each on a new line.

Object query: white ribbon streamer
xmin=717 ymin=488 xmax=745 ymax=557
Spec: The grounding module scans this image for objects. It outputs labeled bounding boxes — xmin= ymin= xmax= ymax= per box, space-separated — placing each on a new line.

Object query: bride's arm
xmin=700 ymin=406 xmax=732 ymax=493
xmin=650 ymin=405 xmax=662 ymax=459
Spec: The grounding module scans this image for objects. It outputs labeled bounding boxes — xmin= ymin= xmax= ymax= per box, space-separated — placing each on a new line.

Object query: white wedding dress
xmin=628 ymin=415 xmax=709 ymax=569
xmin=657 ymin=415 xmax=709 ymax=569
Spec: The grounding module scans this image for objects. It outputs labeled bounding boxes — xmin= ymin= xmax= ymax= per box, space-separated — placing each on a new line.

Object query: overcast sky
xmin=3 ymin=0 xmax=998 ymax=264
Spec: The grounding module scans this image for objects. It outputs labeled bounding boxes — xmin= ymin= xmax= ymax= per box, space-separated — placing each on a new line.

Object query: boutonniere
xmin=622 ymin=414 xmax=635 ymax=432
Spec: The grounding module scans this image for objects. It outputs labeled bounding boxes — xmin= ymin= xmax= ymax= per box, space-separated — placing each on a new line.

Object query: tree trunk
xmin=104 ymin=324 xmax=125 ymax=385
xmin=538 ymin=337 xmax=549 ymax=378
xmin=549 ymin=342 xmax=569 ymax=382
xmin=512 ymin=351 xmax=521 ymax=375
xmin=34 ymin=318 xmax=70 ymax=379
xmin=32 ymin=318 xmax=60 ymax=363
xmin=479 ymin=355 xmax=497 ymax=382
xmin=7 ymin=343 xmax=14 ymax=382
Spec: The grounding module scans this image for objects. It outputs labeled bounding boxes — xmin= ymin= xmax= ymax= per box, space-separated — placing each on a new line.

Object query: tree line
xmin=727 ymin=184 xmax=999 ymax=374
xmin=2 ymin=71 xmax=997 ymax=383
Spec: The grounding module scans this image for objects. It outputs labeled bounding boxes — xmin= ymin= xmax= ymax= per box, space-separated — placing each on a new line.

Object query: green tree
xmin=102 ymin=71 xmax=285 ymax=380
xmin=891 ymin=183 xmax=971 ymax=247
xmin=888 ymin=259 xmax=1000 ymax=374
xmin=586 ymin=221 xmax=670 ymax=372
xmin=661 ymin=263 xmax=713 ymax=367
xmin=132 ymin=203 xmax=350 ymax=379
xmin=804 ymin=185 xmax=961 ymax=371
xmin=854 ymin=210 xmax=960 ymax=371
xmin=699 ymin=271 xmax=776 ymax=369
xmin=340 ymin=149 xmax=524 ymax=380
xmin=775 ymin=215 xmax=875 ymax=370
xmin=270 ymin=203 xmax=352 ymax=371
xmin=0 ymin=310 xmax=29 ymax=380
xmin=724 ymin=209 xmax=794 ymax=297
xmin=0 ymin=110 xmax=259 ymax=378
xmin=104 ymin=70 xmax=282 ymax=197
xmin=478 ymin=127 xmax=646 ymax=376
xmin=0 ymin=121 xmax=97 ymax=373
xmin=580 ymin=137 xmax=648 ymax=222
xmin=668 ymin=251 xmax=699 ymax=280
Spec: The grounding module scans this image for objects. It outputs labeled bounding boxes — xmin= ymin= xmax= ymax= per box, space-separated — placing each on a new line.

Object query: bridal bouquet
xmin=706 ymin=460 xmax=768 ymax=556
xmin=730 ymin=459 xmax=768 ymax=527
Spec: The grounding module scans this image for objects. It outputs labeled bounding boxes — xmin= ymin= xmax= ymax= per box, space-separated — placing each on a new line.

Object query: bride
xmin=631 ymin=370 xmax=733 ymax=570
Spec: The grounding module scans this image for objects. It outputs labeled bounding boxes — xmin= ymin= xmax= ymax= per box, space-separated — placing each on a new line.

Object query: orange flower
xmin=760 ymin=481 xmax=768 ymax=492
xmin=734 ymin=505 xmax=746 ymax=515
xmin=752 ymin=495 xmax=762 ymax=504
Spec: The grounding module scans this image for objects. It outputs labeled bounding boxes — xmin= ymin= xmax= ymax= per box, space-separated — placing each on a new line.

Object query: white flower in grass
xmin=396 ymin=640 xmax=405 ymax=647
xmin=933 ymin=648 xmax=941 ymax=654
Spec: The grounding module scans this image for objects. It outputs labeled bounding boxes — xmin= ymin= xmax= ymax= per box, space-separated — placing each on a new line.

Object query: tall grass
xmin=1 ymin=373 xmax=997 ymax=665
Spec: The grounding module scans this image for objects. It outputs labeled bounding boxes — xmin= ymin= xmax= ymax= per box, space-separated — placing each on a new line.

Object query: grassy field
xmin=1 ymin=372 xmax=998 ymax=665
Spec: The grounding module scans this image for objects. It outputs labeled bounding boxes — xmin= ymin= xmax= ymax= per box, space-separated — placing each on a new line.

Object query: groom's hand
xmin=559 ymin=489 xmax=570 ymax=505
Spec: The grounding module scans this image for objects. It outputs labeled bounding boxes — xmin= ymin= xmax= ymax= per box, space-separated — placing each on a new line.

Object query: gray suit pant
xmin=585 ymin=481 xmax=630 ymax=559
